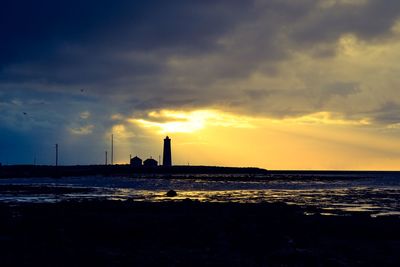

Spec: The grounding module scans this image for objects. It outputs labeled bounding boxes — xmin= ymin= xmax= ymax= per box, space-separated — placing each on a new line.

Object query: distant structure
xmin=129 ymin=137 xmax=171 ymax=168
xmin=111 ymin=134 xmax=114 ymax=165
xmin=55 ymin=144 xmax=59 ymax=166
xmin=144 ymin=157 xmax=158 ymax=167
xmin=162 ymin=136 xmax=172 ymax=166
xmin=130 ymin=156 xmax=142 ymax=167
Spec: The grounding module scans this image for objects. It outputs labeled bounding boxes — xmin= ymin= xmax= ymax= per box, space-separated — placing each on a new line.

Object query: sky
xmin=1 ymin=0 xmax=400 ymax=170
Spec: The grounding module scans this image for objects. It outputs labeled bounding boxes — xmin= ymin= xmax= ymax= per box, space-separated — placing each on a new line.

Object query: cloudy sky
xmin=1 ymin=0 xmax=400 ymax=169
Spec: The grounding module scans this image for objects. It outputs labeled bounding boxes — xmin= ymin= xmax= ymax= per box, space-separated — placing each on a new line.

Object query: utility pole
xmin=55 ymin=144 xmax=58 ymax=166
xmin=111 ymin=134 xmax=114 ymax=165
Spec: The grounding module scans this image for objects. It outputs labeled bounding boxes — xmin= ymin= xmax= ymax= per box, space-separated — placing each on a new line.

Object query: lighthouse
xmin=163 ymin=136 xmax=172 ymax=166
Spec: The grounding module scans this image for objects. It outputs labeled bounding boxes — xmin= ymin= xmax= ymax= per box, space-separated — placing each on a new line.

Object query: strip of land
xmin=1 ymin=164 xmax=398 ymax=179
xmin=0 ymin=165 xmax=269 ymax=178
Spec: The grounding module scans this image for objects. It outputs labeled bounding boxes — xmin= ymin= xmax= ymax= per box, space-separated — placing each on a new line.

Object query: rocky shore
xmin=0 ymin=199 xmax=399 ymax=266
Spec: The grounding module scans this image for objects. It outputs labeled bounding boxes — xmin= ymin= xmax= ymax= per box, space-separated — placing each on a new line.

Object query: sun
xmin=130 ymin=109 xmax=254 ymax=134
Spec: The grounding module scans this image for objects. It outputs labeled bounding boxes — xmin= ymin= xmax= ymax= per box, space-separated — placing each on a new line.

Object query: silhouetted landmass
xmin=0 ymin=164 xmax=399 ymax=180
xmin=0 ymin=200 xmax=398 ymax=266
xmin=0 ymin=164 xmax=268 ymax=179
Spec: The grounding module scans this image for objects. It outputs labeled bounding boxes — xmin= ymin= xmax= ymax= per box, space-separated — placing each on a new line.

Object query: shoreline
xmin=1 ymin=164 xmax=399 ymax=179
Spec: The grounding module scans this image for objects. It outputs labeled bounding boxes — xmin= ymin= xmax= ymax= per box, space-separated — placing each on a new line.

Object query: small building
xmin=130 ymin=156 xmax=142 ymax=167
xmin=143 ymin=157 xmax=158 ymax=167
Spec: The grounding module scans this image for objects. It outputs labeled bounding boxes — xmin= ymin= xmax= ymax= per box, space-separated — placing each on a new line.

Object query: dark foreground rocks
xmin=0 ymin=200 xmax=399 ymax=266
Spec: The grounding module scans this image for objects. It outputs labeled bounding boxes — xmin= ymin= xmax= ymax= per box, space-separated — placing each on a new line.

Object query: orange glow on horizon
xmin=104 ymin=108 xmax=400 ymax=170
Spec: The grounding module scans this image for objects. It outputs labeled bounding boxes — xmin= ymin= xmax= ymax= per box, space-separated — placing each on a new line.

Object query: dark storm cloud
xmin=0 ymin=0 xmax=256 ymax=102
xmin=2 ymin=0 xmax=400 ymax=93
xmin=0 ymin=0 xmax=251 ymax=67
xmin=292 ymin=0 xmax=400 ymax=44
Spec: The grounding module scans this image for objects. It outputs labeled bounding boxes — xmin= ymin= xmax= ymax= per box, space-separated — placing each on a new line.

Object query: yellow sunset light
xmin=130 ymin=109 xmax=254 ymax=133
xmin=121 ymin=108 xmax=400 ymax=170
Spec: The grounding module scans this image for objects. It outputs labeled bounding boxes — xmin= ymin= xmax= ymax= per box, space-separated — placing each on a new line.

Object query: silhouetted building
xmin=144 ymin=157 xmax=158 ymax=167
xmin=130 ymin=156 xmax=142 ymax=167
xmin=163 ymin=136 xmax=172 ymax=166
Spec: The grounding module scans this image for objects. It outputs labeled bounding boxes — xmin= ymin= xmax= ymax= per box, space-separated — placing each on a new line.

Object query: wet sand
xmin=0 ymin=199 xmax=399 ymax=266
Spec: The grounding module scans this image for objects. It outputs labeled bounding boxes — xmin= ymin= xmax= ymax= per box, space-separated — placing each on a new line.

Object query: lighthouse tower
xmin=163 ymin=136 xmax=172 ymax=166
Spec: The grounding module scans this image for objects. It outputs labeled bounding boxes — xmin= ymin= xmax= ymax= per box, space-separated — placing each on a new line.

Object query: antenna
xmin=105 ymin=151 xmax=108 ymax=165
xmin=55 ymin=144 xmax=58 ymax=166
xmin=111 ymin=134 xmax=114 ymax=165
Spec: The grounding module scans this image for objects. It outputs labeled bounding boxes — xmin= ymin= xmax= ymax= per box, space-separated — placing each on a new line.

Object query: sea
xmin=0 ymin=171 xmax=399 ymax=217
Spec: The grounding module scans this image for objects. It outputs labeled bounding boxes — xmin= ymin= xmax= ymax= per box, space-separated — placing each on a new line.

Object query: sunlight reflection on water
xmin=0 ymin=173 xmax=399 ymax=216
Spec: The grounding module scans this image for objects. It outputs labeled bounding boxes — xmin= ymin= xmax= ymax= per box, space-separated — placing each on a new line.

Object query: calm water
xmin=0 ymin=172 xmax=399 ymax=216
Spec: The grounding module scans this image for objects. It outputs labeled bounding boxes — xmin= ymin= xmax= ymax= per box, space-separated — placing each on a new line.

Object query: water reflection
xmin=0 ymin=174 xmax=399 ymax=216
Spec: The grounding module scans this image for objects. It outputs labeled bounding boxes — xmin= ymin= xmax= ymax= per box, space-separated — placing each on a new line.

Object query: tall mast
xmin=111 ymin=134 xmax=114 ymax=165
xmin=55 ymin=144 xmax=58 ymax=166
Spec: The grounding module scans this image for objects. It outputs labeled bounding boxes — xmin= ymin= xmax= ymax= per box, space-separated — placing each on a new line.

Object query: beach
xmin=0 ymin=173 xmax=399 ymax=266
xmin=0 ymin=199 xmax=399 ymax=266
